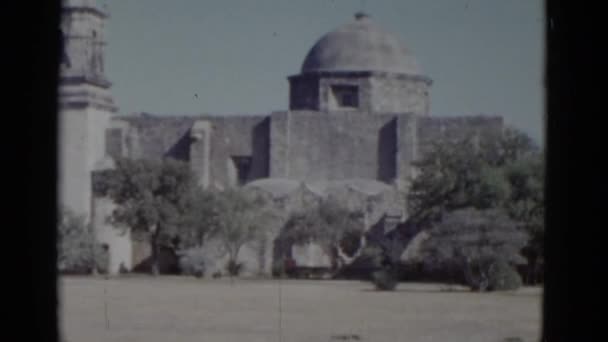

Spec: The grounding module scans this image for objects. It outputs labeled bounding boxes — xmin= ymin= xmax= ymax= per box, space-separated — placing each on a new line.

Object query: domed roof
xmin=301 ymin=13 xmax=421 ymax=75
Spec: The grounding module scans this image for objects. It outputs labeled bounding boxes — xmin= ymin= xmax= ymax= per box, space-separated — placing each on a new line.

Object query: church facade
xmin=59 ymin=1 xmax=504 ymax=275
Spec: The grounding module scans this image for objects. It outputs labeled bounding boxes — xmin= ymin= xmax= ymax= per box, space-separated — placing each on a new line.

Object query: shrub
xmin=57 ymin=210 xmax=106 ymax=274
xmin=420 ymin=208 xmax=528 ymax=291
xmin=371 ymin=268 xmax=398 ymax=291
xmin=178 ymin=247 xmax=207 ymax=278
xmin=487 ymin=259 xmax=523 ymax=291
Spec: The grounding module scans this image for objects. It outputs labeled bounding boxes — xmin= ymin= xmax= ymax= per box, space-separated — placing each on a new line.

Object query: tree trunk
xmin=464 ymin=259 xmax=484 ymax=292
xmin=228 ymin=245 xmax=241 ymax=285
xmin=531 ymin=259 xmax=540 ymax=285
xmin=150 ymin=233 xmax=160 ymax=276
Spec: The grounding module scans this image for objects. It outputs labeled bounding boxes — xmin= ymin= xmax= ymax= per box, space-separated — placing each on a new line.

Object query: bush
xmin=371 ymin=268 xmax=398 ymax=291
xmin=57 ymin=210 xmax=105 ymax=274
xmin=420 ymin=208 xmax=528 ymax=291
xmin=487 ymin=259 xmax=523 ymax=291
xmin=178 ymin=247 xmax=207 ymax=278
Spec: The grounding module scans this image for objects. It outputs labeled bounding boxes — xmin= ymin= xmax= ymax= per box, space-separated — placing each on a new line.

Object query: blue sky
xmin=102 ymin=0 xmax=545 ymax=143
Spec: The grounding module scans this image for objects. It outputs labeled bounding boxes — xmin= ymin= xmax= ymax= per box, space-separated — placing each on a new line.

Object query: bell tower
xmin=59 ymin=0 xmax=115 ymax=110
xmin=58 ymin=0 xmax=117 ymax=220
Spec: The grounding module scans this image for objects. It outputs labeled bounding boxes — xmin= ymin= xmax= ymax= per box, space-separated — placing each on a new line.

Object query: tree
xmin=504 ymin=152 xmax=545 ymax=284
xmin=281 ymin=197 xmax=365 ymax=272
xmin=171 ymin=187 xmax=223 ymax=278
xmin=405 ymin=127 xmax=545 ymax=284
xmin=176 ymin=187 xmax=221 ymax=250
xmin=211 ymin=188 xmax=278 ymax=278
xmin=407 ymin=134 xmax=511 ymax=228
xmin=94 ymin=158 xmax=195 ymax=276
xmin=57 ymin=209 xmax=107 ymax=274
xmin=479 ymin=127 xmax=539 ymax=167
xmin=408 ymin=127 xmax=542 ymax=223
xmin=420 ymin=208 xmax=528 ymax=291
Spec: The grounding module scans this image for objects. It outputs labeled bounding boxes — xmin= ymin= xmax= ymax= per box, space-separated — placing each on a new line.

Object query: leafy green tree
xmin=406 ymin=127 xmax=544 ymax=285
xmin=176 ymin=187 xmax=221 ymax=249
xmin=420 ymin=208 xmax=528 ymax=291
xmin=281 ymin=197 xmax=365 ymax=271
xmin=407 ymin=135 xmax=511 ymax=227
xmin=408 ymin=127 xmax=541 ymax=221
xmin=171 ymin=187 xmax=223 ymax=278
xmin=479 ymin=127 xmax=539 ymax=166
xmin=211 ymin=189 xmax=278 ymax=277
xmin=94 ymin=158 xmax=195 ymax=275
xmin=504 ymin=152 xmax=545 ymax=284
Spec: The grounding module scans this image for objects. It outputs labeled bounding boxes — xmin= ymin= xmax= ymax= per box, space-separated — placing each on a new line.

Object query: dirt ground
xmin=59 ymin=276 xmax=542 ymax=342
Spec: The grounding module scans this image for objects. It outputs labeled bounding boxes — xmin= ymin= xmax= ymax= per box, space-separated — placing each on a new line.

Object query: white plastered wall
xmin=58 ymin=108 xmax=91 ymax=217
xmin=58 ymin=104 xmax=112 ymax=220
xmin=92 ymin=196 xmax=132 ymax=274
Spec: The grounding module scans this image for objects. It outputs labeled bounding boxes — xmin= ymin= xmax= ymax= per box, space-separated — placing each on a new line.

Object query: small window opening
xmin=330 ymin=85 xmax=359 ymax=109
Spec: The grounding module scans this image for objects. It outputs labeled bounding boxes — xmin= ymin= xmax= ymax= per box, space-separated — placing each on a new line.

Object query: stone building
xmin=58 ymin=1 xmax=504 ymax=275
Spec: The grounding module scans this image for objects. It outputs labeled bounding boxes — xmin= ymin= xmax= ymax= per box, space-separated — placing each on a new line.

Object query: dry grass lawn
xmin=59 ymin=276 xmax=541 ymax=342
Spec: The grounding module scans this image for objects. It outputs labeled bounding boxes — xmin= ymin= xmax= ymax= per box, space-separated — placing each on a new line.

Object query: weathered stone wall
xmin=189 ymin=121 xmax=212 ymax=187
xmin=288 ymin=71 xmax=431 ymax=115
xmin=318 ymin=76 xmax=373 ymax=111
xmin=289 ymin=73 xmax=374 ymax=112
xmin=113 ymin=115 xmax=197 ymax=161
xmin=58 ymin=1 xmax=117 ymax=225
xmin=109 ymin=114 xmax=270 ymax=189
xmin=60 ymin=8 xmax=108 ymax=82
xmin=377 ymin=118 xmax=397 ymax=182
xmin=396 ymin=113 xmax=418 ymax=184
xmin=269 ymin=111 xmax=289 ymax=178
xmin=370 ymin=75 xmax=430 ymax=115
xmin=86 ymin=107 xmax=113 ymax=170
xmin=206 ymin=115 xmax=269 ymax=188
xmin=270 ymin=110 xmax=409 ymax=182
xmin=58 ymin=104 xmax=114 ymax=220
xmin=58 ymin=108 xmax=90 ymax=216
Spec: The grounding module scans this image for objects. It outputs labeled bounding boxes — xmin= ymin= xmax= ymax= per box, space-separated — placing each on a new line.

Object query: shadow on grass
xmin=361 ymin=286 xmax=542 ymax=295
xmin=360 ymin=287 xmax=471 ymax=294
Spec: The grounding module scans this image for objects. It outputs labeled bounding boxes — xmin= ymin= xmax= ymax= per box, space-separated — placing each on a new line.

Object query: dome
xmin=301 ymin=13 xmax=421 ymax=75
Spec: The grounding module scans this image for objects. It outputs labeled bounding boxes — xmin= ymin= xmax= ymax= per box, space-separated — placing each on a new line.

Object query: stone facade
xmin=59 ymin=4 xmax=505 ymax=275
xmin=289 ymin=71 xmax=431 ymax=115
xmin=58 ymin=0 xmax=116 ymax=219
